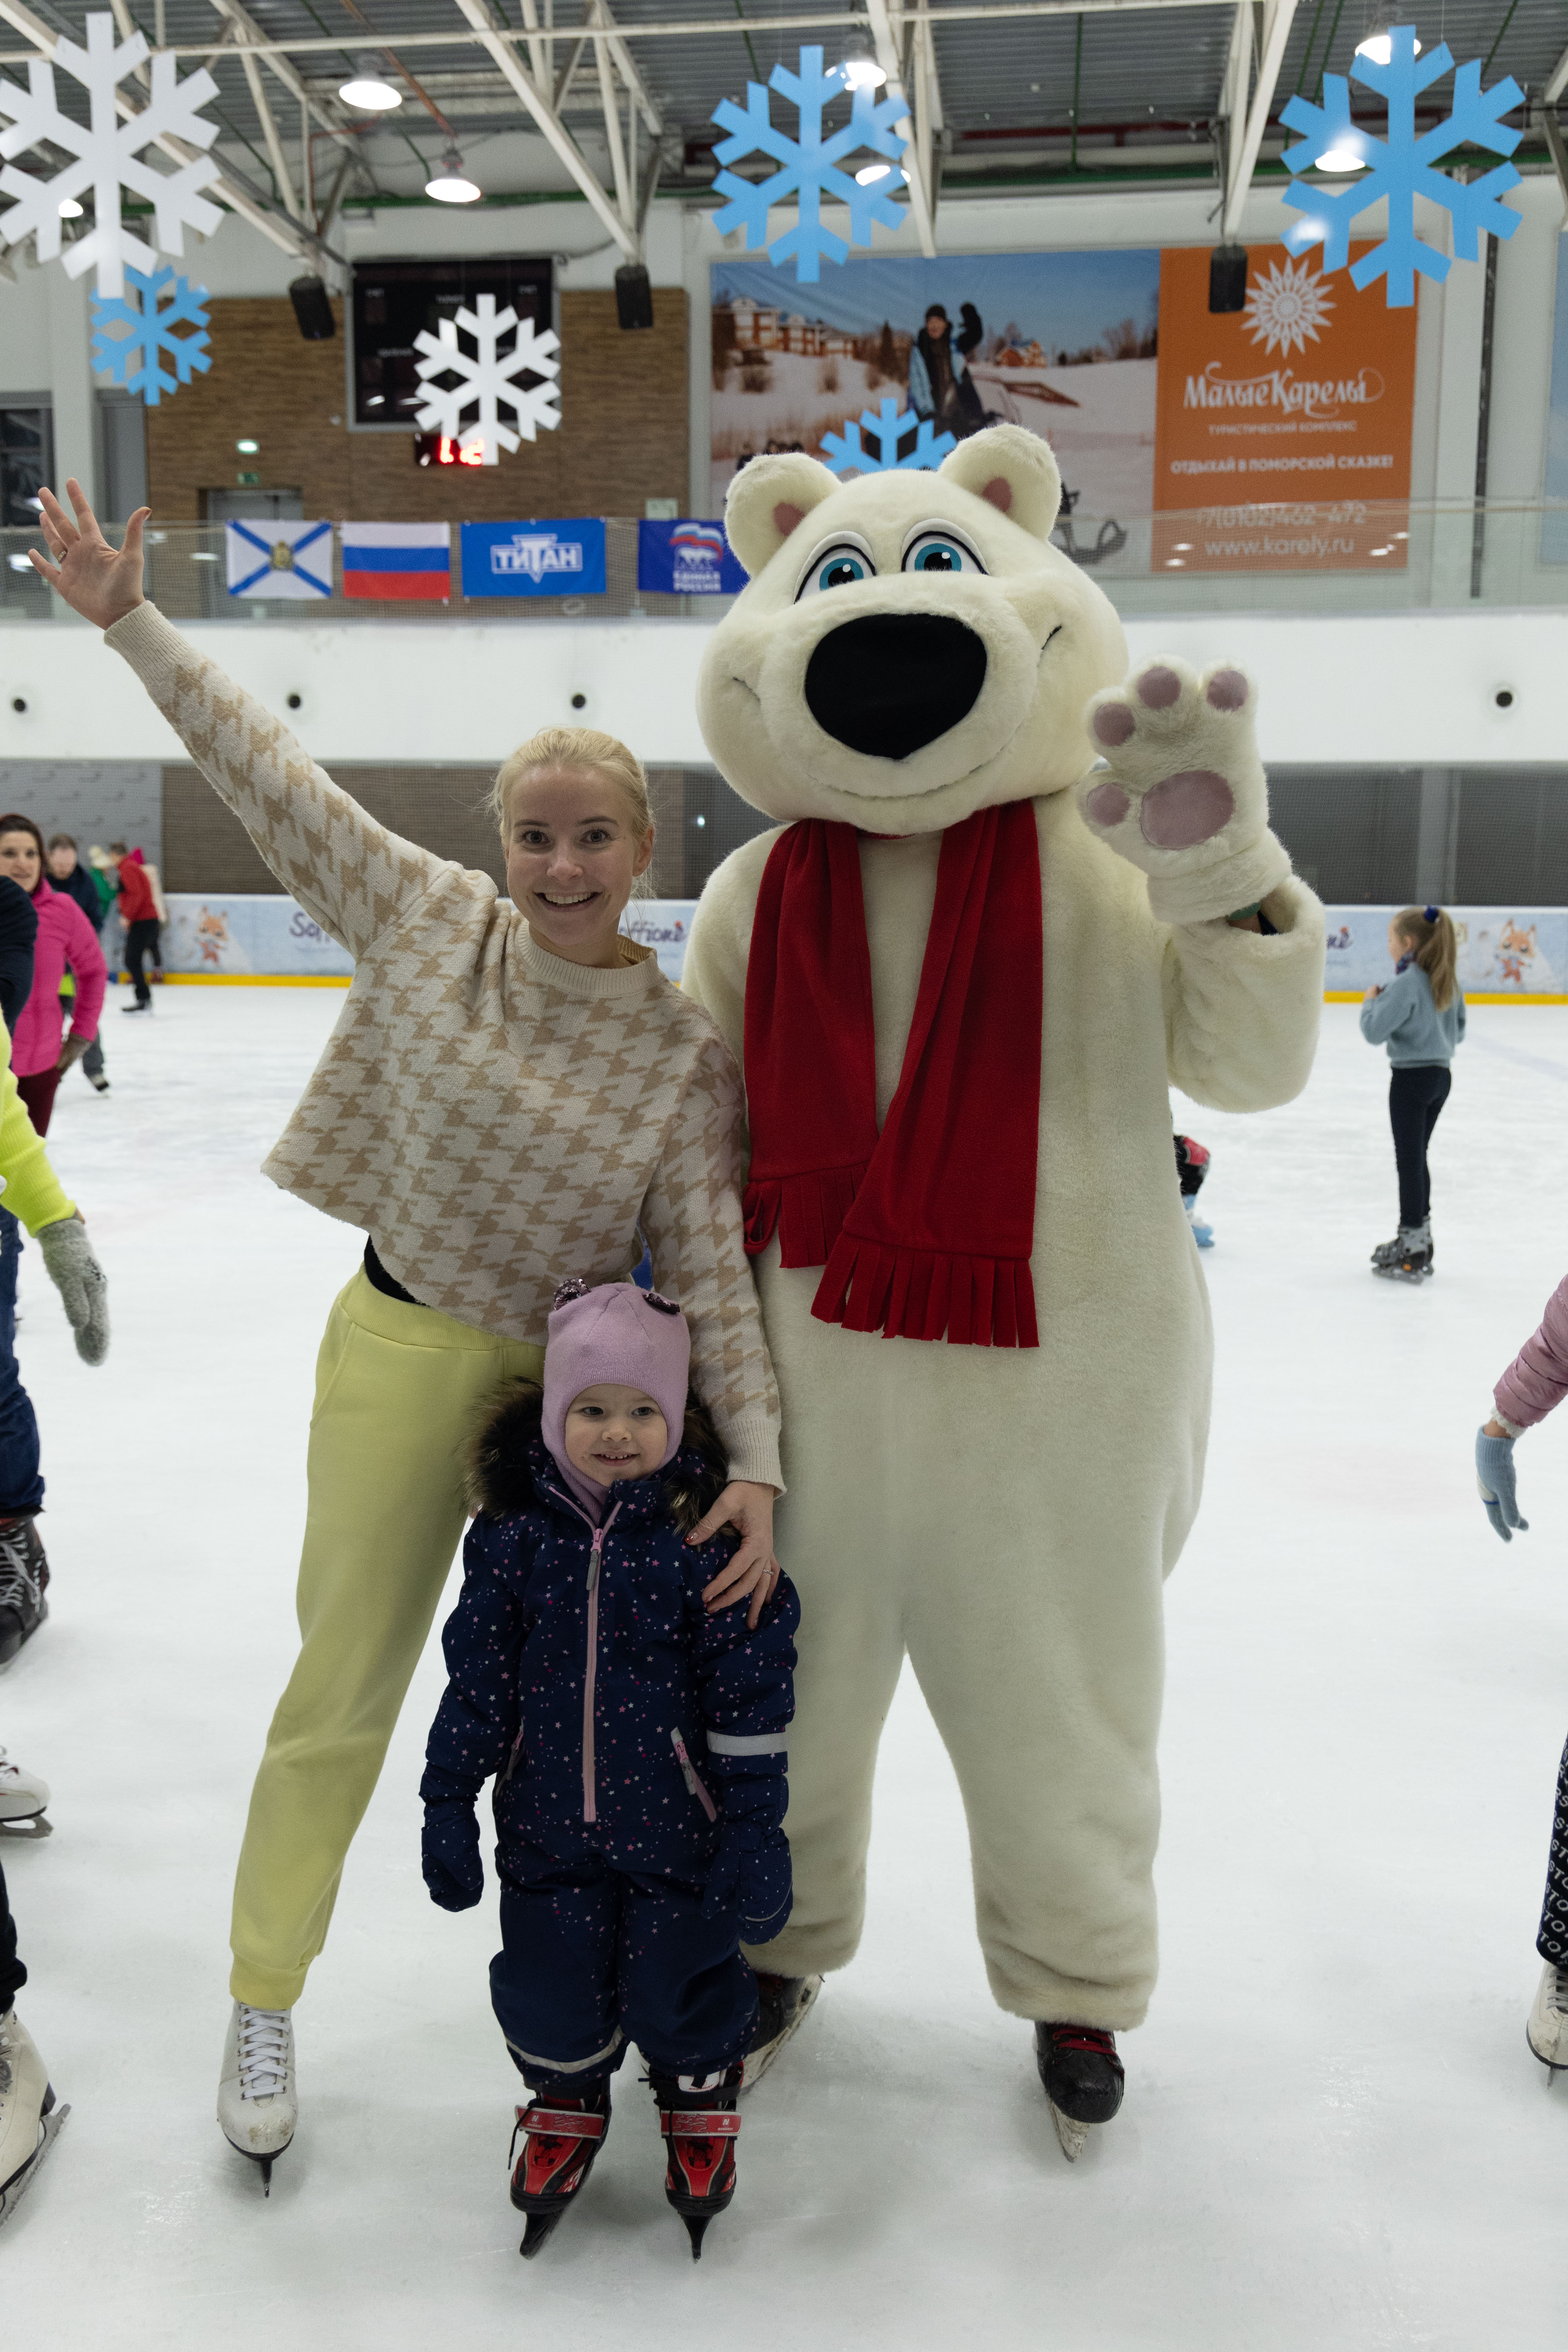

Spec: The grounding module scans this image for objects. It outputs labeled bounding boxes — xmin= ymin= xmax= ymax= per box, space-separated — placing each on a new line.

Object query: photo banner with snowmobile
xmin=709 ymin=244 xmax=1416 ymax=577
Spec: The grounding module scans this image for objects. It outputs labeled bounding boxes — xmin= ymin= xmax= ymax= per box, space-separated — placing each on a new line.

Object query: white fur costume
xmin=684 ymin=429 xmax=1324 ymax=2029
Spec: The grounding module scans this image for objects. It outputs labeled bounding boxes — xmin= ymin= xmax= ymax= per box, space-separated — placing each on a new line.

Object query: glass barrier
xmin=2 ymin=501 xmax=1565 ymax=624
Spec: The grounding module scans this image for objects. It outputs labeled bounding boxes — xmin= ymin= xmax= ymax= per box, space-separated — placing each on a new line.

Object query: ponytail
xmin=1394 ymin=904 xmax=1458 ymax=1012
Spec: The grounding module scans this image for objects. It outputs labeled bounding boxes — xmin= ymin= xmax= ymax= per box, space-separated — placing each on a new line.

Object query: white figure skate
xmin=218 ymin=2002 xmax=296 ymax=2191
xmin=0 ymin=2009 xmax=68 ymax=2226
xmin=1527 ymin=1963 xmax=1568 ymax=2076
xmin=0 ymin=1748 xmax=49 ymax=1838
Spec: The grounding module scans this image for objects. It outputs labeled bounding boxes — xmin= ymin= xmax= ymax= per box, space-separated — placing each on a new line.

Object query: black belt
xmin=363 ymin=1238 xmax=424 ymax=1307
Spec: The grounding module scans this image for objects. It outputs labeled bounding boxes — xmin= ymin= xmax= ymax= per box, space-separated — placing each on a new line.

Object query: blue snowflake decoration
xmin=90 ymin=265 xmax=211 ymax=404
xmin=819 ymin=397 xmax=956 ymax=476
xmin=712 ymin=45 xmax=907 ymax=284
xmin=1280 ymin=28 xmax=1523 ymax=307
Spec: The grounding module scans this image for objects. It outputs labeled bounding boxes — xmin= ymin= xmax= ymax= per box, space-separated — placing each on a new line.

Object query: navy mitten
xmin=703 ymin=1819 xmax=793 ymax=1935
xmin=422 ymin=1800 xmax=483 ymax=1911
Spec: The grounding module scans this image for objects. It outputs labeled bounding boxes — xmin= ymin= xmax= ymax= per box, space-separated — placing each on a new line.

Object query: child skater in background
xmin=421 ymin=1279 xmax=798 ymax=2263
xmin=1360 ymin=904 xmax=1465 ymax=1283
xmin=1475 ymin=1276 xmax=1568 ymax=2074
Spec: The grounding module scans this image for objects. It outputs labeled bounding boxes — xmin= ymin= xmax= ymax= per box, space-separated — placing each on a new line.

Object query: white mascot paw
xmin=1076 ymin=656 xmax=1291 ymax=926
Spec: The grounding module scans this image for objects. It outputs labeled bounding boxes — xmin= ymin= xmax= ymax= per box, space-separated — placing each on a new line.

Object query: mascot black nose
xmin=804 ymin=614 xmax=988 ymax=761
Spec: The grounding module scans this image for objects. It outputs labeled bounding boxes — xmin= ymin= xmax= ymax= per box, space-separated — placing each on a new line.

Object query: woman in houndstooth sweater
xmin=30 ymin=482 xmax=784 ymax=2192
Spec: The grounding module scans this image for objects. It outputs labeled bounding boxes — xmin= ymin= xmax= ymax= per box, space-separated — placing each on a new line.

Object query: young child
xmin=421 ymin=1279 xmax=798 ymax=2262
xmin=1360 ymin=904 xmax=1465 ymax=1282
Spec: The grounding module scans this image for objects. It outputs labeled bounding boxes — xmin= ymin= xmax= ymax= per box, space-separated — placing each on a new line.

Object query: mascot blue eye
xmin=902 ymin=532 xmax=984 ymax=577
xmin=797 ymin=544 xmax=873 ymax=599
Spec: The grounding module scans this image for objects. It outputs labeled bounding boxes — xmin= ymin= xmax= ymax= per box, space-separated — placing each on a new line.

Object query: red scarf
xmin=742 ymin=804 xmax=1042 ymax=1348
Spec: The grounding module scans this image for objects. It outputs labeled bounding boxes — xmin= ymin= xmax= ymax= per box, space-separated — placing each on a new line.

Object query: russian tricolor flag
xmin=341 ymin=521 xmax=452 ymax=602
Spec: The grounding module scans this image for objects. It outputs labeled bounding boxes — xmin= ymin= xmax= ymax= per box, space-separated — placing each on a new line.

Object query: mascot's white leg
xmin=746 ymin=1266 xmax=1203 ymax=2027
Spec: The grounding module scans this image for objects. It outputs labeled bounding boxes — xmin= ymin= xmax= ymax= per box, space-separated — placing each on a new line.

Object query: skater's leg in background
xmin=80 ymin=1036 xmax=104 ymax=1086
xmin=0 ymin=1857 xmax=24 ymax=2009
xmin=618 ymin=1873 xmax=757 ymax=2079
xmin=1418 ymin=1067 xmax=1452 ymax=1224
xmin=229 ymin=1273 xmax=542 ymax=2013
xmin=14 ymin=1072 xmax=60 ymax=1142
xmin=1388 ymin=1069 xmax=1430 ymax=1230
xmin=125 ymin=920 xmax=157 ymax=1008
xmin=490 ymin=1846 xmax=623 ymax=2085
xmin=0 ymin=1212 xmax=41 ymax=1519
xmin=1536 ymin=1733 xmax=1568 ymax=1965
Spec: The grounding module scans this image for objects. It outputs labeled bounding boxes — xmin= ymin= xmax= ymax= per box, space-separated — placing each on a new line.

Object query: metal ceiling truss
xmin=0 ymin=0 xmax=1556 ymax=274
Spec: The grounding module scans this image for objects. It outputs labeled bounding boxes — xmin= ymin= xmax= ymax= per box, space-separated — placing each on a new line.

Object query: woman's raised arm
xmin=30 ymin=481 xmax=443 ymax=963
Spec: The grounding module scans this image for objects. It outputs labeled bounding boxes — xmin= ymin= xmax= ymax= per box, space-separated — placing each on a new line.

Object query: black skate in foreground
xmin=1035 ymin=2022 xmax=1125 ymax=2161
xmin=740 ymin=1971 xmax=821 ymax=2090
xmin=509 ymin=2087 xmax=610 ymax=2258
xmin=0 ymin=1514 xmax=49 ymax=1669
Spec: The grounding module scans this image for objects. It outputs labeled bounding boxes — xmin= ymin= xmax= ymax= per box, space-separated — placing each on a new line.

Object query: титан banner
xmin=1152 ymin=246 xmax=1417 ymax=572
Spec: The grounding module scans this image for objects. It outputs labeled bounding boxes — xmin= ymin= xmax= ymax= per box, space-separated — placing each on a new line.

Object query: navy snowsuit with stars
xmin=422 ymin=1434 xmax=799 ymax=2089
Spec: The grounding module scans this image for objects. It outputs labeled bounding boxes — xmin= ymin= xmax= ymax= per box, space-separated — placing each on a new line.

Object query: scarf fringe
xmin=744 ymin=1165 xmax=868 ymax=1265
xmin=811 ymin=1233 xmax=1040 ymax=1349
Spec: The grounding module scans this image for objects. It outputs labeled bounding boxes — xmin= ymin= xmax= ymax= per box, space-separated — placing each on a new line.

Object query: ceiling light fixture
xmin=425 ymin=147 xmax=481 ymax=203
xmin=839 ymin=35 xmax=886 ymax=90
xmin=1316 ymin=146 xmax=1368 ymax=172
xmin=1354 ymin=29 xmax=1419 ymax=65
xmin=57 ymin=196 xmax=82 ymax=218
xmin=854 ymin=162 xmax=903 ymax=185
xmin=236 ymin=437 xmax=260 ymax=454
xmin=338 ymin=53 xmax=402 ymax=111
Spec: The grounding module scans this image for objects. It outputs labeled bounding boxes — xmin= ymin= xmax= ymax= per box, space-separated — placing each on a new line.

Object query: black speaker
xmin=614 ymin=263 xmax=654 ymax=332
xmin=289 ymin=274 xmax=336 ymax=341
xmin=1208 ymin=243 xmax=1248 ymax=314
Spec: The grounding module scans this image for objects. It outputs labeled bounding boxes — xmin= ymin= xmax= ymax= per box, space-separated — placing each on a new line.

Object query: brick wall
xmin=145 ymin=288 xmax=690 ymax=523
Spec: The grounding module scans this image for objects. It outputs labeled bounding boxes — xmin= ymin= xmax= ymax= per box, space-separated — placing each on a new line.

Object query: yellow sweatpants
xmin=229 ymin=1270 xmax=544 ymax=2011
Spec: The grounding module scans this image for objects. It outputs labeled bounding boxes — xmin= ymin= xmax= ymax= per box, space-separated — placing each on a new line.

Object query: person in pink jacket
xmin=1477 ymin=1277 xmax=1568 ymax=2079
xmin=0 ymin=815 xmax=106 ymax=1138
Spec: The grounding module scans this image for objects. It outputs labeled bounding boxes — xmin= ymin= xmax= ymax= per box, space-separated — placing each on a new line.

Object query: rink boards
xmin=158 ymin=895 xmax=1568 ymax=1001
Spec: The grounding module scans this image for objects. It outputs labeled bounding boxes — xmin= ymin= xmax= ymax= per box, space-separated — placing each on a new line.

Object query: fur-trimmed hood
xmin=465 ymin=1375 xmax=731 ymax=1534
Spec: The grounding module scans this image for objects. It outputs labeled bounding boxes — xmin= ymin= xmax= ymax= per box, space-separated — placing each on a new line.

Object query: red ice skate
xmin=508 ymin=2086 xmax=610 ymax=2258
xmin=652 ymin=2064 xmax=743 ymax=2260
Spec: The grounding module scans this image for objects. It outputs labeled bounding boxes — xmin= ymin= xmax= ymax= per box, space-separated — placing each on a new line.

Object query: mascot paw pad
xmin=1082 ymin=659 xmax=1257 ymax=854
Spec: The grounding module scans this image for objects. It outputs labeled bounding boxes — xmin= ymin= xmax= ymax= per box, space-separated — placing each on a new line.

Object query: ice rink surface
xmin=4 ymin=984 xmax=1568 ymax=2351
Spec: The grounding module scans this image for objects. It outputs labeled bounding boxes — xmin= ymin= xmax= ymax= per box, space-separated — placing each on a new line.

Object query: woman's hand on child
xmin=422 ymin=1800 xmax=483 ymax=1910
xmin=690 ymin=1479 xmax=782 ymax=1628
xmin=1476 ymin=1425 xmax=1528 ymax=1542
xmin=29 ymin=481 xmax=147 ymax=630
xmin=1363 ymin=984 xmax=1383 ymax=1001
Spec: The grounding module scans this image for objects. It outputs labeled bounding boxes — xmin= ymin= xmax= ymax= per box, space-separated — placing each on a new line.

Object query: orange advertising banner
xmin=1152 ymin=245 xmax=1417 ymax=572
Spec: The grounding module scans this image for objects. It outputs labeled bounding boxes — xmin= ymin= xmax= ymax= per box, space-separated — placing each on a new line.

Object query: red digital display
xmin=414 ymin=432 xmax=484 ymax=468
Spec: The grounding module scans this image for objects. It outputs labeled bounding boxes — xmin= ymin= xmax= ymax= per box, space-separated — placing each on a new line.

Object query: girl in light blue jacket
xmin=1360 ymin=904 xmax=1465 ymax=1282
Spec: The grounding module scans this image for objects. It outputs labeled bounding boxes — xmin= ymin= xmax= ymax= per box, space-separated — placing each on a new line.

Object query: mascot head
xmin=697 ymin=424 xmax=1128 ymax=835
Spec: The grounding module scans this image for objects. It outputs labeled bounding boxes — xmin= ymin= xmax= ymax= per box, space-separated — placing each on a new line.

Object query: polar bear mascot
xmin=684 ymin=425 xmax=1324 ymax=2155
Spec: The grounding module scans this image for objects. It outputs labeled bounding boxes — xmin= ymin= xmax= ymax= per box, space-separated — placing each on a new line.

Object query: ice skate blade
xmin=682 ymin=2212 xmax=712 ymax=2260
xmin=0 ymin=2098 xmax=69 ymax=2228
xmin=224 ymin=2132 xmax=292 ymax=2194
xmin=0 ymin=1811 xmax=50 ymax=1839
xmin=1526 ymin=2024 xmax=1565 ymax=2080
xmin=519 ymin=2209 xmax=565 ymax=2259
xmin=1050 ymin=2102 xmax=1092 ymax=2162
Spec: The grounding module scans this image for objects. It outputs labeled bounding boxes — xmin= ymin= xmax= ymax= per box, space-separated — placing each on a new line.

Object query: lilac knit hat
xmin=541 ymin=1279 xmax=691 ymax=1478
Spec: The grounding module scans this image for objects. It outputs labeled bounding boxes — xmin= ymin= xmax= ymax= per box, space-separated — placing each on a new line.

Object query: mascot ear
xmin=938 ymin=424 xmax=1062 ymax=543
xmin=724 ymin=451 xmax=839 ymax=579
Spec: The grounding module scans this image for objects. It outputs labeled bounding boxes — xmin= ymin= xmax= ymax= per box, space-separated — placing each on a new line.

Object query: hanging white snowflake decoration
xmin=1241 ymin=256 xmax=1335 ymax=356
xmin=90 ymin=265 xmax=210 ymax=405
xmin=0 ymin=12 xmax=223 ymax=298
xmin=1280 ymin=27 xmax=1523 ymax=307
xmin=819 ymin=396 xmax=955 ymax=476
xmin=712 ymin=45 xmax=908 ymax=284
xmin=413 ymin=296 xmax=561 ymax=464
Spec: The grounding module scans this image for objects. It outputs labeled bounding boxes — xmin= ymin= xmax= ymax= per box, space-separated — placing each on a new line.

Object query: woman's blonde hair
xmin=1394 ymin=904 xmax=1459 ymax=1012
xmin=492 ymin=727 xmax=652 ymax=843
